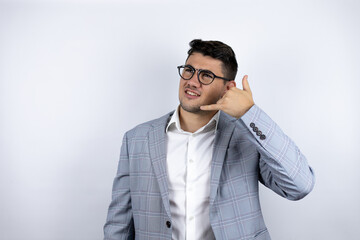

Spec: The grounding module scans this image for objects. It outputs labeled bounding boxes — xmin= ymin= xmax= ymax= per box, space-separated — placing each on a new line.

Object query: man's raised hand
xmin=200 ymin=75 xmax=255 ymax=119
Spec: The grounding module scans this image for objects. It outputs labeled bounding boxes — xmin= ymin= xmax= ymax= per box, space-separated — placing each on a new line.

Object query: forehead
xmin=185 ymin=52 xmax=224 ymax=74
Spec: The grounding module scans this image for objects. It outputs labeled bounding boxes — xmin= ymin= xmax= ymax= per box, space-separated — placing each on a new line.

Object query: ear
xmin=226 ymin=80 xmax=236 ymax=90
xmin=222 ymin=80 xmax=236 ymax=97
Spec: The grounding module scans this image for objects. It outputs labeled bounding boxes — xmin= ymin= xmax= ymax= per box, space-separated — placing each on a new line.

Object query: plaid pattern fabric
xmin=104 ymin=105 xmax=315 ymax=240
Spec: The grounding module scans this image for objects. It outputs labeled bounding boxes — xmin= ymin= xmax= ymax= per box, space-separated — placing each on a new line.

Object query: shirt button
xmin=166 ymin=221 xmax=171 ymax=228
xmin=189 ymin=216 xmax=194 ymax=221
xmin=189 ymin=159 xmax=194 ymax=163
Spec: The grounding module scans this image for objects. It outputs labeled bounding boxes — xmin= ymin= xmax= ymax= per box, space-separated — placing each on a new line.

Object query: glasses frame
xmin=177 ymin=64 xmax=233 ymax=85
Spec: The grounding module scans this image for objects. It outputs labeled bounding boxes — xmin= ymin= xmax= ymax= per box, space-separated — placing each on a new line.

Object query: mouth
xmin=185 ymin=89 xmax=200 ymax=98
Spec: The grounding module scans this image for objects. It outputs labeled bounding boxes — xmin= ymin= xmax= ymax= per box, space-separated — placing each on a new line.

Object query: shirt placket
xmin=186 ymin=134 xmax=196 ymax=239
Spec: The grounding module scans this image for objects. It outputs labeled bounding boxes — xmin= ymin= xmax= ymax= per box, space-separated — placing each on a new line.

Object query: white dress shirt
xmin=166 ymin=107 xmax=219 ymax=240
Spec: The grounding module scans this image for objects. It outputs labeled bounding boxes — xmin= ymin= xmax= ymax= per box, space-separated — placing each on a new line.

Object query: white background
xmin=1 ymin=0 xmax=359 ymax=239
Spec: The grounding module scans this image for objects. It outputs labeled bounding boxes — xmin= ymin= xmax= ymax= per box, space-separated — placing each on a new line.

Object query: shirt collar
xmin=166 ymin=106 xmax=220 ymax=134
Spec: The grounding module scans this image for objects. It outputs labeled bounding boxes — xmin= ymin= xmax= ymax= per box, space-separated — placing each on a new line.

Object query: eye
xmin=184 ymin=66 xmax=194 ymax=73
xmin=203 ymin=73 xmax=212 ymax=78
xmin=202 ymin=71 xmax=214 ymax=79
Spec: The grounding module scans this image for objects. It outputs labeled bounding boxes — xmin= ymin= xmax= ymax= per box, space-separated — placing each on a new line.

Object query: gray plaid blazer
xmin=104 ymin=105 xmax=315 ymax=240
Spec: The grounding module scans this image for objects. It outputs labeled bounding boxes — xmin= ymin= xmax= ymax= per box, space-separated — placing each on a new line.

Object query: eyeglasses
xmin=177 ymin=64 xmax=232 ymax=85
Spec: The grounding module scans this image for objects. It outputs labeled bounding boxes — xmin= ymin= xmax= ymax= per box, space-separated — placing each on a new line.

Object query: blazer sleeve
xmin=104 ymin=132 xmax=135 ymax=240
xmin=240 ymin=105 xmax=315 ymax=200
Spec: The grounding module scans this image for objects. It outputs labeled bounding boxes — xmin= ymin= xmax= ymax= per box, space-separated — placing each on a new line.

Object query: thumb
xmin=242 ymin=75 xmax=251 ymax=92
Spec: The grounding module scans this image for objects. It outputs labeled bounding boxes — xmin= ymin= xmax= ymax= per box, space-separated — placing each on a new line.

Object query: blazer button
xmin=256 ymin=131 xmax=262 ymax=136
xmin=253 ymin=127 xmax=258 ymax=132
xmin=166 ymin=221 xmax=171 ymax=228
xmin=250 ymin=122 xmax=255 ymax=128
xmin=260 ymin=134 xmax=266 ymax=140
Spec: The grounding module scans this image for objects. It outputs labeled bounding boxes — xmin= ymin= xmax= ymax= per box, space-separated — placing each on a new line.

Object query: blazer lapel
xmin=148 ymin=112 xmax=173 ymax=218
xmin=210 ymin=111 xmax=236 ymax=206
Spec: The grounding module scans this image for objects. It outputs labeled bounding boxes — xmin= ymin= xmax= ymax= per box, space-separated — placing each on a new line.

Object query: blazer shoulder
xmin=125 ymin=111 xmax=174 ymax=139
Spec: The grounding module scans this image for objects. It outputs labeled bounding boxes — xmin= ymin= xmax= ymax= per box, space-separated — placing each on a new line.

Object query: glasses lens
xmin=179 ymin=66 xmax=194 ymax=80
xmin=199 ymin=70 xmax=215 ymax=85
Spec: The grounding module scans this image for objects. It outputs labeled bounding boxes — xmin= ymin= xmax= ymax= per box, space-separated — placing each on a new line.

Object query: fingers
xmin=200 ymin=103 xmax=222 ymax=111
xmin=242 ymin=75 xmax=251 ymax=93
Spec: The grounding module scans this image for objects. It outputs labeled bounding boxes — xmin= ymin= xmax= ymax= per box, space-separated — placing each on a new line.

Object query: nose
xmin=186 ymin=70 xmax=201 ymax=87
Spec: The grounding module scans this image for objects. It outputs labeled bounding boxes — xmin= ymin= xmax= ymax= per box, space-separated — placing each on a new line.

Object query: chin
xmin=179 ymin=102 xmax=201 ymax=113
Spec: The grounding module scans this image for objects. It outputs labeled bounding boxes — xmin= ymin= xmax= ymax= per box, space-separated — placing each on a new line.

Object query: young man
xmin=104 ymin=39 xmax=315 ymax=240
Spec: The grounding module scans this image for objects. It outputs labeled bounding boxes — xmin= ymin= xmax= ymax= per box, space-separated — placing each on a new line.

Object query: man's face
xmin=178 ymin=52 xmax=230 ymax=114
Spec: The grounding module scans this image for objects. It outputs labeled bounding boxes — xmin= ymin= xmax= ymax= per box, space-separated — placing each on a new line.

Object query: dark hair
xmin=187 ymin=39 xmax=238 ymax=80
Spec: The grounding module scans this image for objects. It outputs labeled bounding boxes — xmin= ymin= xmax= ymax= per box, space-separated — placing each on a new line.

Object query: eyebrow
xmin=185 ymin=64 xmax=214 ymax=73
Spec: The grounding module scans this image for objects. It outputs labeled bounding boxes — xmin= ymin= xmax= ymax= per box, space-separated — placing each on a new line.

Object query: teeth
xmin=186 ymin=91 xmax=199 ymax=96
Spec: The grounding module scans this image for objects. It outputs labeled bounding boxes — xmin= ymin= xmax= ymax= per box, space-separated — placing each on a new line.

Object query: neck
xmin=178 ymin=107 xmax=217 ymax=133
